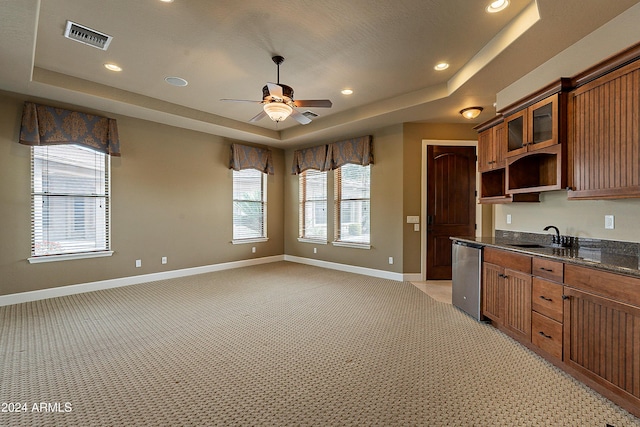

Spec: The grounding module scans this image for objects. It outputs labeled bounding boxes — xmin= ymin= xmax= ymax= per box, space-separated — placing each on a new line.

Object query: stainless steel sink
xmin=510 ymin=243 xmax=547 ymax=248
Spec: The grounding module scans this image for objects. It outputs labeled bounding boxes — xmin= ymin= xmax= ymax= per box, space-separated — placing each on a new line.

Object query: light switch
xmin=414 ymin=223 xmax=420 ymax=232
xmin=406 ymin=216 xmax=419 ymax=224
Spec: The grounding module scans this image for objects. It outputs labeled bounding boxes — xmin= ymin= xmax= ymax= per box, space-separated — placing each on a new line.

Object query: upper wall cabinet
xmin=567 ymin=43 xmax=640 ymax=199
xmin=502 ymin=79 xmax=570 ymax=159
xmin=477 ymin=116 xmax=505 ymax=173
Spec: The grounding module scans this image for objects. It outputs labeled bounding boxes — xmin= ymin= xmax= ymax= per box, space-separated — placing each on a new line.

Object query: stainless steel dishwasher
xmin=451 ymin=240 xmax=483 ymax=321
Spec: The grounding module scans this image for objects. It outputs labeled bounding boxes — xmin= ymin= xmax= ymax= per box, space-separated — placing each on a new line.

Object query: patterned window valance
xmin=325 ymin=135 xmax=373 ymax=170
xmin=19 ymin=102 xmax=121 ymax=156
xmin=229 ymin=143 xmax=274 ymax=175
xmin=290 ymin=135 xmax=373 ymax=174
xmin=291 ymin=144 xmax=328 ymax=175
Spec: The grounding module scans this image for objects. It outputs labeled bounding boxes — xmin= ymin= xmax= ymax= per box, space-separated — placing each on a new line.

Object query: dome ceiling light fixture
xmin=460 ymin=107 xmax=483 ymax=119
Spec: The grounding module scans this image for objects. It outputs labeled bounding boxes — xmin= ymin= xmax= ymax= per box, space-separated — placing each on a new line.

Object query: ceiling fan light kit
xmin=221 ymin=55 xmax=332 ymax=125
xmin=263 ymin=102 xmax=292 ymax=123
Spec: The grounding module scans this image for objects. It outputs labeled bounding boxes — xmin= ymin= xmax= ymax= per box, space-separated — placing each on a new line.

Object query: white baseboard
xmin=0 ymin=255 xmax=284 ymax=307
xmin=284 ymin=255 xmax=412 ymax=282
xmin=0 ymin=255 xmax=421 ymax=307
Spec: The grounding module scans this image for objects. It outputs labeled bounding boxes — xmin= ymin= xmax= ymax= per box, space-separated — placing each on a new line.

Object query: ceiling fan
xmin=221 ymin=55 xmax=332 ymax=125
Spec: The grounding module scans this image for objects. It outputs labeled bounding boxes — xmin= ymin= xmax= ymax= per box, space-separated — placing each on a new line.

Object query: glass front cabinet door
xmin=506 ymin=93 xmax=558 ymax=158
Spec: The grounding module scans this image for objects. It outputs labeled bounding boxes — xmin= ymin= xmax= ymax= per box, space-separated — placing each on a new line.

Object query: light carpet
xmin=1 ymin=262 xmax=639 ymax=426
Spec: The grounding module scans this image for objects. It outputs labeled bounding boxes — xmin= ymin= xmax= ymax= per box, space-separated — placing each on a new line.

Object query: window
xmin=232 ymin=169 xmax=267 ymax=241
xmin=31 ymin=145 xmax=110 ymax=258
xmin=335 ymin=164 xmax=370 ymax=245
xmin=299 ymin=169 xmax=327 ymax=241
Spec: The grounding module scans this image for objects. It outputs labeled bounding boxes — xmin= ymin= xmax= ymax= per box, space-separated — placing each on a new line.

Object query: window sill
xmin=28 ymin=251 xmax=114 ymax=264
xmin=297 ymin=238 xmax=328 ymax=245
xmin=232 ymin=237 xmax=269 ymax=245
xmin=332 ymin=241 xmax=371 ymax=250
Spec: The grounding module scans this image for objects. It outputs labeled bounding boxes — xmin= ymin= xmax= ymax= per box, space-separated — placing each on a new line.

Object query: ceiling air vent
xmin=64 ymin=21 xmax=113 ymax=50
xmin=301 ymin=110 xmax=318 ymax=119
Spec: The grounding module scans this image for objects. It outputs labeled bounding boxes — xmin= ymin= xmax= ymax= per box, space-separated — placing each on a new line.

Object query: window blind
xmin=31 ymin=145 xmax=110 ymax=256
xmin=335 ymin=164 xmax=370 ymax=244
xmin=299 ymin=169 xmax=327 ymax=240
xmin=232 ymin=169 xmax=266 ymax=240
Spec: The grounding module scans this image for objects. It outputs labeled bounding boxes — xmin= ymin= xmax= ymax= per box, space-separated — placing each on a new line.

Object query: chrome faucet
xmin=544 ymin=225 xmax=561 ymax=245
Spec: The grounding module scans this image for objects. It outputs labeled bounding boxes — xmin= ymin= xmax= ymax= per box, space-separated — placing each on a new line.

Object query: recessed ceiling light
xmin=434 ymin=62 xmax=449 ymax=71
xmin=341 ymin=89 xmax=353 ymax=95
xmin=104 ymin=63 xmax=122 ymax=72
xmin=487 ymin=0 xmax=509 ymax=13
xmin=160 ymin=0 xmax=174 ymax=3
xmin=165 ymin=76 xmax=188 ymax=87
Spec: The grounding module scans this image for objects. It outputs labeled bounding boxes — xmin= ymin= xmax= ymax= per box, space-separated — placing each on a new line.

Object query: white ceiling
xmin=1 ymin=0 xmax=639 ymax=147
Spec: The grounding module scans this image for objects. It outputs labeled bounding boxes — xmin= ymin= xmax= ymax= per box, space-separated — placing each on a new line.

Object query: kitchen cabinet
xmin=530 ymin=258 xmax=564 ymax=359
xmin=567 ymin=46 xmax=640 ymax=199
xmin=499 ymin=79 xmax=569 ymax=194
xmin=563 ymin=264 xmax=640 ymax=416
xmin=476 ymin=117 xmax=540 ymax=204
xmin=505 ymin=93 xmax=564 ymax=158
xmin=482 ymin=247 xmax=532 ymax=342
xmin=477 ymin=118 xmax=505 ymax=173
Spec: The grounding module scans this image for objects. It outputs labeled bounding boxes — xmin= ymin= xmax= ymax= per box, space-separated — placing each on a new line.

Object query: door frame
xmin=420 ymin=139 xmax=486 ymax=281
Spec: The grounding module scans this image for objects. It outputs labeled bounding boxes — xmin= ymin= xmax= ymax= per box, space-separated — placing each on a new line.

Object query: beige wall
xmin=284 ymin=125 xmax=405 ymax=273
xmin=495 ymin=191 xmax=640 ymax=243
xmin=402 ymin=123 xmax=478 ymax=274
xmin=0 ymin=92 xmax=284 ymax=296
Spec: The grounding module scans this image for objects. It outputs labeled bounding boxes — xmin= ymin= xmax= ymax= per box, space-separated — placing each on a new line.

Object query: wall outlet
xmin=161 ymin=256 xmax=167 ymax=265
xmin=135 ymin=259 xmax=142 ymax=268
xmin=251 ymin=247 xmax=256 ymax=253
xmin=313 ymin=247 xmax=317 ymax=254
xmin=605 ymin=215 xmax=615 ymax=229
xmin=388 ymin=256 xmax=394 ymax=265
xmin=506 ymin=214 xmax=512 ymax=224
xmin=413 ymin=223 xmax=420 ymax=232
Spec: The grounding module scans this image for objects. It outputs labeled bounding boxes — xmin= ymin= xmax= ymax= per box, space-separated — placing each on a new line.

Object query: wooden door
xmin=426 ymin=145 xmax=476 ymax=279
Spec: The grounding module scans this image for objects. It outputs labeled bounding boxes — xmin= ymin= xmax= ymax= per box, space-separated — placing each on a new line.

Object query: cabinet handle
xmin=538 ymin=331 xmax=553 ymax=339
xmin=539 ymin=267 xmax=554 ymax=272
xmin=539 ymin=295 xmax=553 ymax=302
xmin=562 ymin=295 xmax=569 ymax=300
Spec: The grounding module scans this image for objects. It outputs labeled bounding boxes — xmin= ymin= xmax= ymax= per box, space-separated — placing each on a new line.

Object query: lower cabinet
xmin=481 ymin=252 xmax=640 ymax=417
xmin=482 ymin=247 xmax=532 ymax=342
xmin=563 ymin=264 xmax=640 ymax=415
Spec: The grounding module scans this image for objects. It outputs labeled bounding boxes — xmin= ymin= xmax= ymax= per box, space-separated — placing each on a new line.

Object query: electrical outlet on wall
xmin=506 ymin=214 xmax=512 ymax=224
xmin=605 ymin=215 xmax=615 ymax=229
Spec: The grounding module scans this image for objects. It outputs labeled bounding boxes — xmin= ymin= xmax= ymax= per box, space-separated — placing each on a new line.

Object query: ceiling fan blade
xmin=266 ymin=83 xmax=284 ymax=99
xmin=249 ymin=110 xmax=267 ymax=123
xmin=293 ymin=99 xmax=333 ymax=108
xmin=220 ymin=99 xmax=263 ymax=103
xmin=290 ymin=109 xmax=312 ymax=125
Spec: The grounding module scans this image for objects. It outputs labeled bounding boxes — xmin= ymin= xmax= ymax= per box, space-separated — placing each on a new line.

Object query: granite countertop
xmin=452 ymin=230 xmax=640 ymax=279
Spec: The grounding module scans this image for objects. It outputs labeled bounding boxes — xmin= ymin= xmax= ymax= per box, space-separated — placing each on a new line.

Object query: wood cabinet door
xmin=527 ymin=94 xmax=559 ymax=151
xmin=505 ymin=109 xmax=528 ymax=158
xmin=563 ymin=287 xmax=640 ymax=408
xmin=503 ymin=268 xmax=532 ymax=341
xmin=568 ymin=60 xmax=640 ymax=199
xmin=482 ymin=262 xmax=503 ymax=323
xmin=478 ymin=128 xmax=493 ymax=173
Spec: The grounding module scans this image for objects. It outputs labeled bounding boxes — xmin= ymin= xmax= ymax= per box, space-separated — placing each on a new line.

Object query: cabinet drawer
xmin=484 ymin=247 xmax=531 ymax=273
xmin=532 ymin=277 xmax=563 ymax=322
xmin=532 ymin=257 xmax=563 ymax=282
xmin=531 ymin=311 xmax=563 ymax=359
